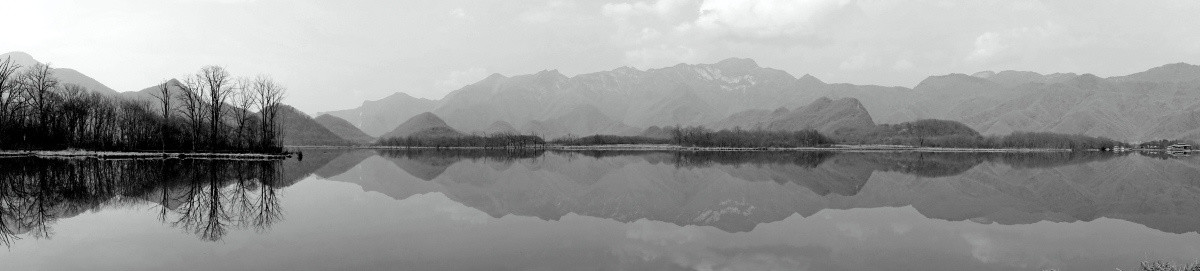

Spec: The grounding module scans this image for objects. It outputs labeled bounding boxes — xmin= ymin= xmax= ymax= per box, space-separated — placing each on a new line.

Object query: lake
xmin=1 ymin=149 xmax=1198 ymax=271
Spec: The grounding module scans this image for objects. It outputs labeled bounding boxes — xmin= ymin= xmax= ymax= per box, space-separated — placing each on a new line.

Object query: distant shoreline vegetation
xmin=0 ymin=56 xmax=287 ymax=154
xmin=372 ymin=119 xmax=1128 ymax=151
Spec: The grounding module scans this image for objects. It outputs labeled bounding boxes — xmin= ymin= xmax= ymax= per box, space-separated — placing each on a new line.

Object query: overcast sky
xmin=4 ymin=0 xmax=1200 ymax=114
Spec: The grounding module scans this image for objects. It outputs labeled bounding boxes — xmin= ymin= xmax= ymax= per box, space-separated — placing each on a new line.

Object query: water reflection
xmin=346 ymin=149 xmax=1199 ymax=234
xmin=2 ymin=150 xmax=1199 ymax=270
xmin=0 ymin=158 xmax=310 ymax=244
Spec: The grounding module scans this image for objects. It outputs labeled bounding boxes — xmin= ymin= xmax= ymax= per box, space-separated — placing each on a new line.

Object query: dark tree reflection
xmin=0 ymin=158 xmax=286 ymax=246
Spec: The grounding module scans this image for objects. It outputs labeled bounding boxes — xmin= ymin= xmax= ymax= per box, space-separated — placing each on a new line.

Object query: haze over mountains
xmin=326 ymin=57 xmax=1200 ymax=143
xmin=7 ymin=50 xmax=1200 ymax=144
xmin=1 ymin=52 xmax=119 ymax=96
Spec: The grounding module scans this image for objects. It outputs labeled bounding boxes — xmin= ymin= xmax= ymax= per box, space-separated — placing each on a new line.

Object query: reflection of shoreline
xmin=328 ymin=149 xmax=1199 ymax=234
xmin=0 ymin=150 xmax=290 ymax=160
xmin=0 ymin=158 xmax=305 ymax=246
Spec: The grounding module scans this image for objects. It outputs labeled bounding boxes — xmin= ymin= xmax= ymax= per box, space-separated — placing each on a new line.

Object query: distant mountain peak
xmin=1070 ymin=73 xmax=1108 ymax=90
xmin=485 ymin=121 xmax=518 ymax=135
xmin=715 ymin=57 xmax=760 ymax=70
xmin=1109 ymin=62 xmax=1200 ymax=83
xmin=381 ymin=112 xmax=462 ymax=139
xmin=315 ymin=114 xmax=375 ymax=144
xmin=535 ymin=69 xmax=566 ymax=79
xmin=971 ymin=71 xmax=996 ymax=78
xmin=0 ymin=51 xmax=37 ymax=66
xmin=613 ymin=66 xmax=642 ymax=73
xmin=1159 ymin=62 xmax=1197 ymax=68
xmin=0 ymin=52 xmax=119 ymax=95
xmin=797 ymin=74 xmax=825 ymax=85
xmin=412 ymin=111 xmax=441 ymax=121
xmin=914 ymin=73 xmax=999 ymax=94
xmin=482 ymin=73 xmax=508 ymax=82
xmin=829 ymin=97 xmax=866 ymax=108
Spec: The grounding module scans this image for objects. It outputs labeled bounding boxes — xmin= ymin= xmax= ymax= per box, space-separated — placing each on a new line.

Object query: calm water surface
xmin=1 ymin=150 xmax=1199 ymax=271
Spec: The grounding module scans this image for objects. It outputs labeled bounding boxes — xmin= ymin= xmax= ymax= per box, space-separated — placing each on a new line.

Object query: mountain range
xmin=1 ymin=52 xmax=119 ymax=95
xmin=7 ymin=50 xmax=1200 ymax=144
xmin=327 ymin=58 xmax=1200 ymax=143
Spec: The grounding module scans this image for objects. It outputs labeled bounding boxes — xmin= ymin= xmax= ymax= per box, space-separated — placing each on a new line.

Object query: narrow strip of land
xmin=0 ymin=150 xmax=290 ymax=160
xmin=349 ymin=144 xmax=1081 ymax=152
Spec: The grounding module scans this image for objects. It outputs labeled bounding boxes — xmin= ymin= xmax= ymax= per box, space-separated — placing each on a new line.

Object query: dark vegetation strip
xmin=375 ymin=134 xmax=546 ymax=149
xmin=376 ymin=120 xmax=1127 ymax=151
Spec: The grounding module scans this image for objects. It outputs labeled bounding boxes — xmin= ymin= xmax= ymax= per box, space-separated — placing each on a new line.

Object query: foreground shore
xmin=0 ymin=150 xmax=291 ymax=160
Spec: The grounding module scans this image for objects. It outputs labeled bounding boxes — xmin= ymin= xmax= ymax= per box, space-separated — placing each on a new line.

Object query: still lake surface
xmin=1 ymin=149 xmax=1198 ymax=271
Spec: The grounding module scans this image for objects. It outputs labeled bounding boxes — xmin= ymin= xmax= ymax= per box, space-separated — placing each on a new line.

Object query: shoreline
xmin=2 ymin=144 xmax=1105 ymax=160
xmin=0 ymin=150 xmax=291 ymax=160
xmin=292 ymin=144 xmax=1083 ymax=153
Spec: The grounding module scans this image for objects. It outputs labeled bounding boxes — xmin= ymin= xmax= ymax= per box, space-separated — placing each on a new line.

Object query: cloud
xmin=602 ymin=0 xmax=697 ymax=21
xmin=519 ymin=0 xmax=582 ymax=24
xmin=892 ymin=58 xmax=915 ymax=71
xmin=692 ymin=0 xmax=853 ymax=40
xmin=174 ymin=0 xmax=258 ymax=4
xmin=965 ymin=22 xmax=1068 ymax=63
xmin=838 ymin=53 xmax=880 ymax=71
xmin=437 ymin=67 xmax=489 ymax=90
xmin=962 ymin=233 xmax=998 ymax=263
xmin=966 ymin=32 xmax=1005 ymax=62
xmin=449 ymin=8 xmax=471 ymax=20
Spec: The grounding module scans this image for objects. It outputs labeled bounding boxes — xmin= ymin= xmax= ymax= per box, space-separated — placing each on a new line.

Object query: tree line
xmin=374 ymin=122 xmax=1124 ymax=150
xmin=376 ymin=133 xmax=546 ymax=149
xmin=669 ymin=126 xmax=835 ymax=148
xmin=851 ymin=129 xmax=1126 ymax=150
xmin=550 ymin=135 xmax=671 ymax=146
xmin=0 ymin=56 xmax=286 ymax=153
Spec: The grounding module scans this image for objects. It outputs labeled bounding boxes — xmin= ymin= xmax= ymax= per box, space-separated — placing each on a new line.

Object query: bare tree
xmin=230 ymin=77 xmax=257 ymax=149
xmin=0 ymin=56 xmax=21 ymax=131
xmin=20 ymin=63 xmax=60 ymax=144
xmin=252 ymin=75 xmax=285 ymax=152
xmin=58 ymin=84 xmax=91 ymax=144
xmin=178 ymin=76 xmax=206 ymax=151
xmin=151 ymin=80 xmax=174 ymax=152
xmin=200 ymin=66 xmax=232 ymax=151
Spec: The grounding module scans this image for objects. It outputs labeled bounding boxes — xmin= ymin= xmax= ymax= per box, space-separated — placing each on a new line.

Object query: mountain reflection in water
xmin=3 ymin=149 xmax=1200 ymax=270
xmin=335 ymin=149 xmax=1198 ymax=234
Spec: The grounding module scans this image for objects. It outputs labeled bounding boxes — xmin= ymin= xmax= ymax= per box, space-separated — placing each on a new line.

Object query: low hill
xmin=315 ymin=114 xmax=375 ymax=145
xmin=484 ymin=121 xmax=519 ymax=135
xmin=381 ymin=112 xmax=464 ymax=139
xmin=321 ymin=92 xmax=440 ymax=137
xmin=639 ymin=126 xmax=674 ymax=139
xmin=713 ymin=97 xmax=876 ymax=137
xmin=277 ymin=105 xmax=352 ymax=146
